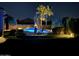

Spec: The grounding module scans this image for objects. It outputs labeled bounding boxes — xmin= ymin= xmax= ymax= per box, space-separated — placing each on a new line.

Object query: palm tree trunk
xmin=46 ymin=20 xmax=47 ymax=26
xmin=45 ymin=15 xmax=48 ymax=26
xmin=0 ymin=16 xmax=3 ymax=36
xmin=5 ymin=20 xmax=9 ymax=30
xmin=40 ymin=14 xmax=43 ymax=29
xmin=40 ymin=19 xmax=42 ymax=29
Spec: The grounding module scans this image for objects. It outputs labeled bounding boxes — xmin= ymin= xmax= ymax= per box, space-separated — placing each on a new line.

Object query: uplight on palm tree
xmin=36 ymin=5 xmax=53 ymax=30
xmin=37 ymin=5 xmax=46 ymax=29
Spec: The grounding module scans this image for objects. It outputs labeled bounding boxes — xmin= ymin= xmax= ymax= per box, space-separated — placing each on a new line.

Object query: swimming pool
xmin=23 ymin=27 xmax=49 ymax=34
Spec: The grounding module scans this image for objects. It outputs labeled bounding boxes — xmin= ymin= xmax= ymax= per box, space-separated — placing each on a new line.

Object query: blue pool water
xmin=23 ymin=27 xmax=49 ymax=33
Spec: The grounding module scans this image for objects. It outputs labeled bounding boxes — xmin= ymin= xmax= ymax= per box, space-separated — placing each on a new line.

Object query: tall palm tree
xmin=37 ymin=5 xmax=47 ymax=29
xmin=46 ymin=5 xmax=53 ymax=26
xmin=4 ymin=14 xmax=9 ymax=30
xmin=4 ymin=14 xmax=15 ymax=30
xmin=0 ymin=7 xmax=6 ymax=36
xmin=0 ymin=7 xmax=7 ymax=43
xmin=36 ymin=5 xmax=53 ymax=29
xmin=62 ymin=17 xmax=72 ymax=34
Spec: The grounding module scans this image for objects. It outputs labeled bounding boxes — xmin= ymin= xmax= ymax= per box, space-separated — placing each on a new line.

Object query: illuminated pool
xmin=23 ymin=27 xmax=49 ymax=33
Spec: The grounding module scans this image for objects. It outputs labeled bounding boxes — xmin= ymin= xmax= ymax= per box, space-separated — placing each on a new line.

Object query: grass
xmin=3 ymin=29 xmax=76 ymax=40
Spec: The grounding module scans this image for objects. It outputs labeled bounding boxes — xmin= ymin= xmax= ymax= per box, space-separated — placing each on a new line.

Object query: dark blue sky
xmin=0 ymin=2 xmax=79 ymax=26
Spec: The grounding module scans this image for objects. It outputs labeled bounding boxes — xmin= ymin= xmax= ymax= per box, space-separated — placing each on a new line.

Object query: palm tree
xmin=0 ymin=7 xmax=7 ymax=43
xmin=4 ymin=14 xmax=16 ymax=30
xmin=37 ymin=5 xmax=47 ymax=29
xmin=45 ymin=5 xmax=53 ymax=26
xmin=36 ymin=5 xmax=53 ymax=29
xmin=62 ymin=17 xmax=72 ymax=34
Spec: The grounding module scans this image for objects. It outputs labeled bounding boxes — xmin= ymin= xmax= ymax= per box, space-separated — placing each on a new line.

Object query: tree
xmin=69 ymin=18 xmax=79 ymax=35
xmin=0 ymin=7 xmax=7 ymax=43
xmin=36 ymin=5 xmax=53 ymax=29
xmin=46 ymin=5 xmax=53 ymax=26
xmin=0 ymin=7 xmax=6 ymax=36
xmin=62 ymin=17 xmax=71 ymax=34
xmin=4 ymin=14 xmax=14 ymax=30
xmin=37 ymin=5 xmax=47 ymax=29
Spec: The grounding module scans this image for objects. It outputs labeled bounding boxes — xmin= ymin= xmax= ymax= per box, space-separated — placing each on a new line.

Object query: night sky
xmin=0 ymin=2 xmax=79 ymax=27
